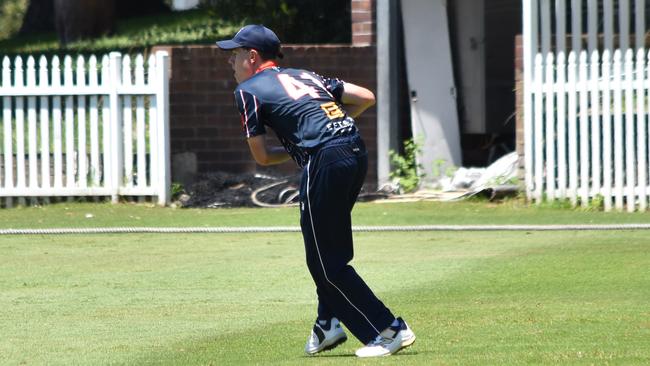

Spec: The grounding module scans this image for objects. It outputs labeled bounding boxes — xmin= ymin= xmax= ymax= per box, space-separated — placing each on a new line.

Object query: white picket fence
xmin=523 ymin=0 xmax=650 ymax=211
xmin=0 ymin=51 xmax=170 ymax=206
xmin=530 ymin=48 xmax=650 ymax=212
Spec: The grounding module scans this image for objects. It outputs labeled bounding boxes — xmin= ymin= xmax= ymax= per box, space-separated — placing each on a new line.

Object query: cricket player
xmin=216 ymin=24 xmax=415 ymax=358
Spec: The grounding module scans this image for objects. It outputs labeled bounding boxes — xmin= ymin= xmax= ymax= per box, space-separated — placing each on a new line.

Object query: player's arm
xmin=340 ymin=82 xmax=376 ymax=118
xmin=247 ymin=135 xmax=291 ymax=166
xmin=234 ymin=89 xmax=289 ymax=165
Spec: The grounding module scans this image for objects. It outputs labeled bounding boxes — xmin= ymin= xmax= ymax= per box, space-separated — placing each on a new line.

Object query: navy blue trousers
xmin=299 ymin=134 xmax=395 ymax=344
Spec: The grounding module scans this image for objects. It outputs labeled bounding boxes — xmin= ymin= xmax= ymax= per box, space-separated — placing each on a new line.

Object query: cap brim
xmin=216 ymin=39 xmax=243 ymax=50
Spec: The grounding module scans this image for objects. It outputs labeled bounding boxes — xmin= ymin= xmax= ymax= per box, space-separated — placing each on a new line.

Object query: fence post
xmin=523 ymin=0 xmax=538 ymax=201
xmin=155 ymin=51 xmax=170 ymax=206
xmin=2 ymin=57 xmax=13 ymax=208
xmin=109 ymin=52 xmax=123 ymax=203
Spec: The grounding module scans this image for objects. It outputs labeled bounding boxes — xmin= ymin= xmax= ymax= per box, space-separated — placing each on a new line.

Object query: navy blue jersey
xmin=234 ymin=66 xmax=358 ymax=167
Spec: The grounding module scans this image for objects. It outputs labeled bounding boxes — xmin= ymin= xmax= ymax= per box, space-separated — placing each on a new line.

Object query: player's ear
xmin=249 ymin=49 xmax=260 ymax=63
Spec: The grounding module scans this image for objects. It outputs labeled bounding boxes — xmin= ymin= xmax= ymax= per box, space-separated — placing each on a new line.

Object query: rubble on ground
xmin=177 ymin=171 xmax=391 ymax=208
xmin=178 ymin=171 xmax=301 ymax=208
xmin=176 ymin=153 xmax=520 ymax=208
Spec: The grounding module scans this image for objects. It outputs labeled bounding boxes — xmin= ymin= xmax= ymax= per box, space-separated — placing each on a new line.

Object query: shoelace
xmin=367 ymin=334 xmax=393 ymax=346
xmin=367 ymin=323 xmax=402 ymax=347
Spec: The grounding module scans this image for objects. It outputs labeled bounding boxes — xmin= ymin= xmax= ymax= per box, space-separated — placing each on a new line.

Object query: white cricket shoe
xmin=355 ymin=317 xmax=416 ymax=358
xmin=304 ymin=317 xmax=348 ymax=355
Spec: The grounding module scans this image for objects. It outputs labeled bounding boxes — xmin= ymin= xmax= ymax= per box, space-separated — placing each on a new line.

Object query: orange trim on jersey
xmin=255 ymin=61 xmax=278 ymax=74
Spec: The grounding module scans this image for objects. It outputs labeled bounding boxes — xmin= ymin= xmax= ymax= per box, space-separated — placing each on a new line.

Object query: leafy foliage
xmin=0 ymin=9 xmax=241 ymax=55
xmin=0 ymin=0 xmax=350 ymax=55
xmin=171 ymin=182 xmax=185 ymax=200
xmin=0 ymin=0 xmax=28 ymax=40
xmin=389 ymin=138 xmax=424 ymax=193
xmin=432 ymin=158 xmax=458 ymax=180
xmin=201 ymin=0 xmax=351 ymax=43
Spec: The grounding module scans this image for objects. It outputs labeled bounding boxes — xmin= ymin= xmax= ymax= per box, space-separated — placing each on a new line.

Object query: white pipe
xmin=2 ymin=224 xmax=650 ymax=235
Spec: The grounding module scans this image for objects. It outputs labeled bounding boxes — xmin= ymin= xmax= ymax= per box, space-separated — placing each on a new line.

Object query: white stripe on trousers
xmin=305 ymin=159 xmax=381 ymax=335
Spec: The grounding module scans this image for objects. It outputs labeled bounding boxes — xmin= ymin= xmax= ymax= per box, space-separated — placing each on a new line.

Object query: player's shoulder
xmin=234 ymin=82 xmax=260 ymax=101
xmin=235 ymin=68 xmax=284 ymax=93
xmin=234 ymin=76 xmax=257 ymax=94
xmin=280 ymin=67 xmax=316 ymax=77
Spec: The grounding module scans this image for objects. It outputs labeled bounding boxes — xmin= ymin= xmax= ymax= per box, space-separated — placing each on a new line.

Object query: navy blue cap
xmin=216 ymin=24 xmax=283 ymax=58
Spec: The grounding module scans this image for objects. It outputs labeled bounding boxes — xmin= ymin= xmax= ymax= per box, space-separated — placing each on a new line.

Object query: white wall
xmin=401 ymin=0 xmax=462 ymax=184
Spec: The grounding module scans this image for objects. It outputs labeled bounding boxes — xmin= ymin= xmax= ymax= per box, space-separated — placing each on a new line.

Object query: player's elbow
xmin=255 ymin=157 xmax=273 ymax=166
xmin=356 ymin=91 xmax=375 ymax=116
xmin=342 ymin=83 xmax=376 ymax=108
xmin=251 ymin=153 xmax=271 ymax=166
xmin=247 ymin=136 xmax=273 ymax=166
xmin=363 ymin=92 xmax=376 ymax=108
xmin=355 ymin=87 xmax=375 ymax=108
xmin=253 ymin=152 xmax=281 ymax=166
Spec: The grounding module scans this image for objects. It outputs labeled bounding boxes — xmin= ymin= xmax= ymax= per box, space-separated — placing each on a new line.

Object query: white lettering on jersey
xmin=277 ymin=73 xmax=320 ymax=100
xmin=299 ymin=72 xmax=334 ymax=98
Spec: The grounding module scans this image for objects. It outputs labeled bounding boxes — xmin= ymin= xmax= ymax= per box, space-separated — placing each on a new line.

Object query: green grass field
xmin=1 ymin=201 xmax=649 ymax=365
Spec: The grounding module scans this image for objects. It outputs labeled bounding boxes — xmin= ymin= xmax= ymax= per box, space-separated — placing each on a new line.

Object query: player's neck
xmin=255 ymin=60 xmax=278 ymax=73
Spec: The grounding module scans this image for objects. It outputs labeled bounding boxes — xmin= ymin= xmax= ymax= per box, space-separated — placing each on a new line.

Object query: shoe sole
xmin=355 ymin=334 xmax=417 ymax=358
xmin=306 ymin=335 xmax=348 ymax=355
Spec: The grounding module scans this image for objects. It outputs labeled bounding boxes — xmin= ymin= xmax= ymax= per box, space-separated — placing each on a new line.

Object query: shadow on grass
xmin=312 ymin=351 xmax=420 ymax=358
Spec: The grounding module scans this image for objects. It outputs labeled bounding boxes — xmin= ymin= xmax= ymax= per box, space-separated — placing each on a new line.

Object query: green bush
xmin=0 ymin=9 xmax=241 ymax=56
xmin=171 ymin=182 xmax=185 ymax=200
xmin=202 ymin=0 xmax=351 ymax=43
xmin=0 ymin=0 xmax=28 ymax=40
xmin=389 ymin=138 xmax=424 ymax=193
xmin=0 ymin=0 xmax=351 ymax=56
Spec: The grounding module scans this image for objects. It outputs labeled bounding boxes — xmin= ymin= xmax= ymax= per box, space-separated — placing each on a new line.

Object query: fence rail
xmin=0 ymin=51 xmax=170 ymax=206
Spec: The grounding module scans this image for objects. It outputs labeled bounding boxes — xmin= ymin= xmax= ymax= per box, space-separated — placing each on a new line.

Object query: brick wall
xmin=352 ymin=0 xmax=375 ymax=46
xmin=153 ymin=45 xmax=379 ymax=188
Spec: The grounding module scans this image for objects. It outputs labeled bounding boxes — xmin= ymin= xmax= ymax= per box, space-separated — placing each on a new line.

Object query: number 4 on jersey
xmin=277 ymin=73 xmax=320 ymax=100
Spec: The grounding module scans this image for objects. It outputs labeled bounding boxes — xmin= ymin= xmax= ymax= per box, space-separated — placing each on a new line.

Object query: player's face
xmin=229 ymin=48 xmax=255 ymax=83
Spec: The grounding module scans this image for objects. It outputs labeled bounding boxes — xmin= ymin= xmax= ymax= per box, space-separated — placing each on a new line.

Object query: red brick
xmin=171 ymin=128 xmax=195 ymax=138
xmin=352 ymin=35 xmax=372 ymax=46
xmin=352 ymin=11 xmax=372 ymax=23
xmin=194 ymin=105 xmax=218 ymax=116
xmin=172 ymin=81 xmax=194 ymax=92
xmin=183 ymin=140 xmax=207 ymax=149
xmin=195 ymin=127 xmax=220 ymax=138
xmin=352 ymin=0 xmax=372 ymax=12
xmin=171 ymin=140 xmax=184 ymax=151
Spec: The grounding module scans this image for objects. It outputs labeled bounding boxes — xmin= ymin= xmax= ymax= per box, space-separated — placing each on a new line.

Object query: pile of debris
xmin=178 ymin=172 xmax=301 ymax=208
xmin=177 ymin=171 xmax=391 ymax=208
xmin=176 ymin=152 xmax=520 ymax=208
